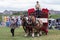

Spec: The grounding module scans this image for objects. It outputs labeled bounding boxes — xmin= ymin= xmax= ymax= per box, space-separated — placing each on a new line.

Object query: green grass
xmin=0 ymin=27 xmax=60 ymax=40
xmin=0 ymin=14 xmax=60 ymax=40
xmin=50 ymin=14 xmax=60 ymax=19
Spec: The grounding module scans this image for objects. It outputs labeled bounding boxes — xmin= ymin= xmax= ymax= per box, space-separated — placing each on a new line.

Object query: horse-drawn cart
xmin=28 ymin=8 xmax=49 ymax=35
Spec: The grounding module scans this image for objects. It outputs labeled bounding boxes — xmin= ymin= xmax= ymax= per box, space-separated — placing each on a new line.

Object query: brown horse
xmin=30 ymin=15 xmax=43 ymax=37
xmin=21 ymin=15 xmax=43 ymax=37
xmin=20 ymin=16 xmax=27 ymax=32
xmin=21 ymin=16 xmax=32 ymax=37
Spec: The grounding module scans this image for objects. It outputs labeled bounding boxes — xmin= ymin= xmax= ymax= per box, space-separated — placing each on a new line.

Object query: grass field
xmin=0 ymin=14 xmax=60 ymax=40
xmin=50 ymin=14 xmax=60 ymax=19
xmin=0 ymin=27 xmax=60 ymax=40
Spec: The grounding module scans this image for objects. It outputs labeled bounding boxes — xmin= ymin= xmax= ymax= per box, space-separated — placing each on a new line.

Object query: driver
xmin=35 ymin=1 xmax=41 ymax=18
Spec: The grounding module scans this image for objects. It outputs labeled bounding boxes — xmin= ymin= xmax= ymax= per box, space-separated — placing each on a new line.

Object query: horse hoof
xmin=24 ymin=34 xmax=28 ymax=37
xmin=32 ymin=33 xmax=34 ymax=37
xmin=32 ymin=36 xmax=34 ymax=38
xmin=39 ymin=34 xmax=42 ymax=36
xmin=40 ymin=32 xmax=42 ymax=36
xmin=37 ymin=34 xmax=39 ymax=37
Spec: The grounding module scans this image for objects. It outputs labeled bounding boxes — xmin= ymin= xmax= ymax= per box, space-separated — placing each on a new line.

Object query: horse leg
xmin=39 ymin=30 xmax=42 ymax=36
xmin=36 ymin=30 xmax=40 ymax=37
xmin=31 ymin=28 xmax=34 ymax=37
xmin=24 ymin=27 xmax=29 ymax=37
xmin=23 ymin=26 xmax=26 ymax=33
xmin=39 ymin=28 xmax=42 ymax=36
xmin=28 ymin=28 xmax=31 ymax=36
xmin=11 ymin=28 xmax=15 ymax=37
xmin=24 ymin=33 xmax=28 ymax=37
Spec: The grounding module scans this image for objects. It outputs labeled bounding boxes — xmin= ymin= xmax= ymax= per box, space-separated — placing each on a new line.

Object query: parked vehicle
xmin=55 ymin=18 xmax=60 ymax=30
xmin=48 ymin=18 xmax=56 ymax=29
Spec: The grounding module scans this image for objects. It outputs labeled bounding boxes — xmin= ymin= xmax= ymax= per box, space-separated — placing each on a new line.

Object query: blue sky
xmin=0 ymin=0 xmax=60 ymax=12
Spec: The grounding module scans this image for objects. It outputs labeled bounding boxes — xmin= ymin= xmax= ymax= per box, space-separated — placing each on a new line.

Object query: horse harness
xmin=32 ymin=20 xmax=40 ymax=27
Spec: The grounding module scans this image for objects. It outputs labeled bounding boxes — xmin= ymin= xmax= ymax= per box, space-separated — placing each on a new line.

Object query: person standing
xmin=10 ymin=17 xmax=16 ymax=37
xmin=35 ymin=1 xmax=41 ymax=18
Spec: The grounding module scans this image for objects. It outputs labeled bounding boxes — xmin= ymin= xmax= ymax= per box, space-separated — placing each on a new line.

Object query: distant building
xmin=49 ymin=10 xmax=60 ymax=14
xmin=3 ymin=10 xmax=13 ymax=15
xmin=0 ymin=12 xmax=3 ymax=15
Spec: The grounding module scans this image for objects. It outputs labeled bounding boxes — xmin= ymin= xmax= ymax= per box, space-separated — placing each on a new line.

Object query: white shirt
xmin=35 ymin=4 xmax=40 ymax=10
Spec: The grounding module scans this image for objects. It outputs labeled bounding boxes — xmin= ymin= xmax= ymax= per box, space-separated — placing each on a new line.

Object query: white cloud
xmin=0 ymin=0 xmax=60 ymax=12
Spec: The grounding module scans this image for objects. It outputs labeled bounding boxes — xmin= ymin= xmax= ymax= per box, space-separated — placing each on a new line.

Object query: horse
xmin=30 ymin=15 xmax=43 ymax=37
xmin=20 ymin=16 xmax=27 ymax=33
xmin=21 ymin=15 xmax=32 ymax=36
xmin=21 ymin=15 xmax=36 ymax=37
xmin=21 ymin=15 xmax=43 ymax=37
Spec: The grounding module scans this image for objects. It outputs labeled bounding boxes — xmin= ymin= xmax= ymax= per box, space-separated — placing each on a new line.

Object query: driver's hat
xmin=36 ymin=1 xmax=39 ymax=3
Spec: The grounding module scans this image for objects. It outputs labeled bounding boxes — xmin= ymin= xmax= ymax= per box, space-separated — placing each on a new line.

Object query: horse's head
xmin=30 ymin=15 xmax=36 ymax=22
xmin=20 ymin=15 xmax=27 ymax=23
